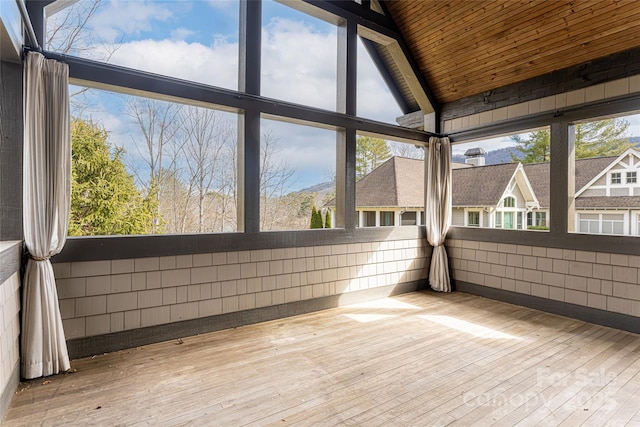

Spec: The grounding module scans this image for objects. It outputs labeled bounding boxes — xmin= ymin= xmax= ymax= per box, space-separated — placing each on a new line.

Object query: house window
xmin=611 ymin=172 xmax=622 ymax=184
xmin=627 ymin=172 xmax=637 ymax=184
xmin=363 ymin=211 xmax=376 ymax=227
xmin=495 ymin=213 xmax=502 ymax=228
xmin=602 ymin=214 xmax=624 ymax=235
xmin=536 ymin=212 xmax=547 ymax=227
xmin=517 ymin=212 xmax=523 ymax=229
xmin=503 ymin=196 xmax=516 ymax=208
xmin=467 ymin=211 xmax=480 ymax=227
xmin=527 ymin=212 xmax=533 ymax=227
xmin=503 ymin=212 xmax=514 ymax=229
xmin=401 ymin=211 xmax=417 ymax=226
xmin=420 ymin=211 xmax=425 ymax=225
xmin=579 ymin=213 xmax=625 ymax=235
xmin=380 ymin=211 xmax=395 ymax=226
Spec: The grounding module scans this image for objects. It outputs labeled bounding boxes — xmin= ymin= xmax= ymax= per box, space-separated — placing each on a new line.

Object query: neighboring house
xmin=451 ymin=162 xmax=538 ymax=229
xmin=325 ymin=148 xmax=640 ymax=236
xmin=324 ymin=156 xmax=471 ymax=228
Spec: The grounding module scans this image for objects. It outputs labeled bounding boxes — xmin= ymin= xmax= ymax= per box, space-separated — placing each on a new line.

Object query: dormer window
xmin=611 ymin=172 xmax=622 ymax=184
xmin=627 ymin=172 xmax=636 ymax=184
xmin=503 ymin=196 xmax=516 ymax=208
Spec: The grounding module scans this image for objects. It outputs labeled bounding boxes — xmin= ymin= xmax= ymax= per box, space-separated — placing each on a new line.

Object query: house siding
xmin=55 ymin=238 xmax=430 ymax=355
xmin=512 ymin=185 xmax=526 ymax=209
xmin=447 ymin=238 xmax=640 ymax=318
xmin=594 ymin=176 xmax=607 ymax=187
xmin=581 ymin=188 xmax=606 ymax=197
xmin=452 ymin=208 xmax=465 ymax=226
xmin=0 ymin=243 xmax=21 ymax=422
xmin=611 ymin=187 xmax=629 ymax=196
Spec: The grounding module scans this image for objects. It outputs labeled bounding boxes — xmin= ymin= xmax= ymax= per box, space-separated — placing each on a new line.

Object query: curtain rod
xmin=16 ymin=0 xmax=40 ymax=51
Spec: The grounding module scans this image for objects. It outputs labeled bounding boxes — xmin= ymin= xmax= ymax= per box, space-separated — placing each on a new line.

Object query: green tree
xmin=324 ymin=210 xmax=331 ymax=229
xmin=512 ymin=118 xmax=632 ymax=163
xmin=510 ymin=131 xmax=550 ymax=163
xmin=575 ymin=118 xmax=632 ymax=158
xmin=69 ymin=118 xmax=158 ymax=236
xmin=356 ymin=136 xmax=391 ymax=179
xmin=310 ymin=206 xmax=323 ymax=229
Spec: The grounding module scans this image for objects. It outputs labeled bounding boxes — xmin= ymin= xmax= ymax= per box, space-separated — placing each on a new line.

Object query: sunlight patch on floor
xmin=343 ymin=313 xmax=399 ymax=323
xmin=345 ymin=297 xmax=422 ymax=310
xmin=419 ymin=315 xmax=522 ymax=340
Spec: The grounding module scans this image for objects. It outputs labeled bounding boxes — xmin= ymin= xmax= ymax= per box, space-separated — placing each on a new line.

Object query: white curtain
xmin=425 ymin=136 xmax=452 ymax=292
xmin=22 ymin=52 xmax=71 ymax=379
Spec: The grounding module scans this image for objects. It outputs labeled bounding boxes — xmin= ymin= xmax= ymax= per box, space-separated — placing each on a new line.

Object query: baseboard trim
xmin=0 ymin=361 xmax=20 ymax=423
xmin=67 ymin=280 xmax=425 ymax=359
xmin=455 ymin=281 xmax=640 ymax=335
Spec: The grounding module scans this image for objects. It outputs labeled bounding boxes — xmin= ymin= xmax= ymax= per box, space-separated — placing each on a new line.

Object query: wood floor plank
xmin=3 ymin=291 xmax=640 ymax=426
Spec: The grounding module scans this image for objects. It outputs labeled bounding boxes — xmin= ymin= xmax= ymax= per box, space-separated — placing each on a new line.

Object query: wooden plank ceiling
xmin=384 ymin=0 xmax=640 ymax=104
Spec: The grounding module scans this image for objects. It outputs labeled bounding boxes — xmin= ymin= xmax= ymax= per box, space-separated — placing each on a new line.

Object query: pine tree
xmin=511 ymin=131 xmax=550 ymax=163
xmin=324 ymin=210 xmax=331 ymax=229
xmin=356 ymin=136 xmax=391 ymax=179
xmin=69 ymin=118 xmax=158 ymax=236
xmin=512 ymin=118 xmax=632 ymax=163
xmin=310 ymin=205 xmax=323 ymax=229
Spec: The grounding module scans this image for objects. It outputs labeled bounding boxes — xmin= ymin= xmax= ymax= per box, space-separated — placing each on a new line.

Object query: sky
xmin=48 ymin=0 xmax=640 ymax=188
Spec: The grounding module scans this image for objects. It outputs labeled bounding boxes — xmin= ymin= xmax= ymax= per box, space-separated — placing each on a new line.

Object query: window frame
xmin=611 ymin=172 xmax=622 ymax=185
xmin=467 ymin=210 xmax=481 ymax=227
xmin=35 ymin=0 xmax=437 ymax=262
xmin=446 ymin=95 xmax=640 ymax=257
xmin=627 ymin=171 xmax=637 ymax=184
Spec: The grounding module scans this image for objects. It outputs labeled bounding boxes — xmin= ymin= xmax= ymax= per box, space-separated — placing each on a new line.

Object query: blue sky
xmin=52 ymin=0 xmax=403 ymax=191
xmin=50 ymin=0 xmax=640 ymax=188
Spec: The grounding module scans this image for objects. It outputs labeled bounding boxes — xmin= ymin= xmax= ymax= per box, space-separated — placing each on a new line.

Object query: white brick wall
xmin=0 ymin=273 xmax=20 ymax=398
xmin=443 ymin=74 xmax=640 ymax=132
xmin=55 ymin=238 xmax=430 ymax=339
xmin=447 ymin=239 xmax=640 ymax=317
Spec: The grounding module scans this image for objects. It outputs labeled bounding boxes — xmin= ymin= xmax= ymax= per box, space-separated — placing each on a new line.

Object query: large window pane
xmin=357 ymin=37 xmax=404 ymax=125
xmin=69 ymin=86 xmax=238 ymax=236
xmin=46 ymin=1 xmax=239 ymax=90
xmin=260 ymin=117 xmax=336 ymax=231
xmin=353 ymin=135 xmax=424 ymax=228
xmin=571 ymin=112 xmax=640 ymax=236
xmin=451 ymin=129 xmax=550 ymax=231
xmin=261 ymin=0 xmax=337 ymax=111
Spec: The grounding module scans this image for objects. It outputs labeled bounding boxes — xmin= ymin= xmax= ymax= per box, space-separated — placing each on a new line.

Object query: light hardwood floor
xmin=4 ymin=291 xmax=640 ymax=426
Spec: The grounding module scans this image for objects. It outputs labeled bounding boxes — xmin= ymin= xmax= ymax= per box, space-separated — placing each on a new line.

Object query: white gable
xmin=576 ymin=149 xmax=640 ymax=197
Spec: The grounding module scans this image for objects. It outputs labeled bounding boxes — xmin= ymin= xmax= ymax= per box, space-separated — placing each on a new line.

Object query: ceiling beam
xmin=302 ymin=0 xmax=441 ymax=120
xmin=359 ymin=37 xmax=412 ymax=114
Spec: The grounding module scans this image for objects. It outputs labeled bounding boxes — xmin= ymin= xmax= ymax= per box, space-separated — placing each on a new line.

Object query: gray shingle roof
xmin=325 ymin=154 xmax=639 ymax=210
xmin=324 ymin=157 xmax=470 ymax=208
xmin=576 ymin=196 xmax=640 ymax=208
xmin=523 ymin=156 xmax=620 ymax=209
xmin=452 ymin=163 xmax=519 ymax=207
xmin=575 ymin=156 xmax=618 ymax=190
xmin=522 ymin=162 xmax=549 ymax=208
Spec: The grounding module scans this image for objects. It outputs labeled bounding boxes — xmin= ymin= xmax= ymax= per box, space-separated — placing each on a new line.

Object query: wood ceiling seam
xmin=385 ymin=0 xmax=640 ymax=102
xmin=416 ymin=1 xmax=640 ymax=67
xmin=426 ymin=12 xmax=640 ymax=79
xmin=417 ymin=17 xmax=640 ymax=99
xmin=413 ymin=1 xmax=623 ymax=69
xmin=403 ymin=2 xmax=560 ymax=51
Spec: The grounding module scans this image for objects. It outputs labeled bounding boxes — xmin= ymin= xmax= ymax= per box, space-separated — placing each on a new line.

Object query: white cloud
xmin=261 ymin=17 xmax=338 ymax=111
xmin=170 ymin=28 xmax=196 ymax=41
xmin=69 ymin=10 xmax=414 ymax=189
xmin=106 ymin=38 xmax=238 ymax=90
xmin=90 ymin=0 xmax=174 ymax=44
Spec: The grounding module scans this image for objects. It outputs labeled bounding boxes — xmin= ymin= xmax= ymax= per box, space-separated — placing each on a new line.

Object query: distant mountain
xmin=453 ymin=146 xmax=522 ymax=165
xmin=299 ymin=181 xmax=334 ymax=193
